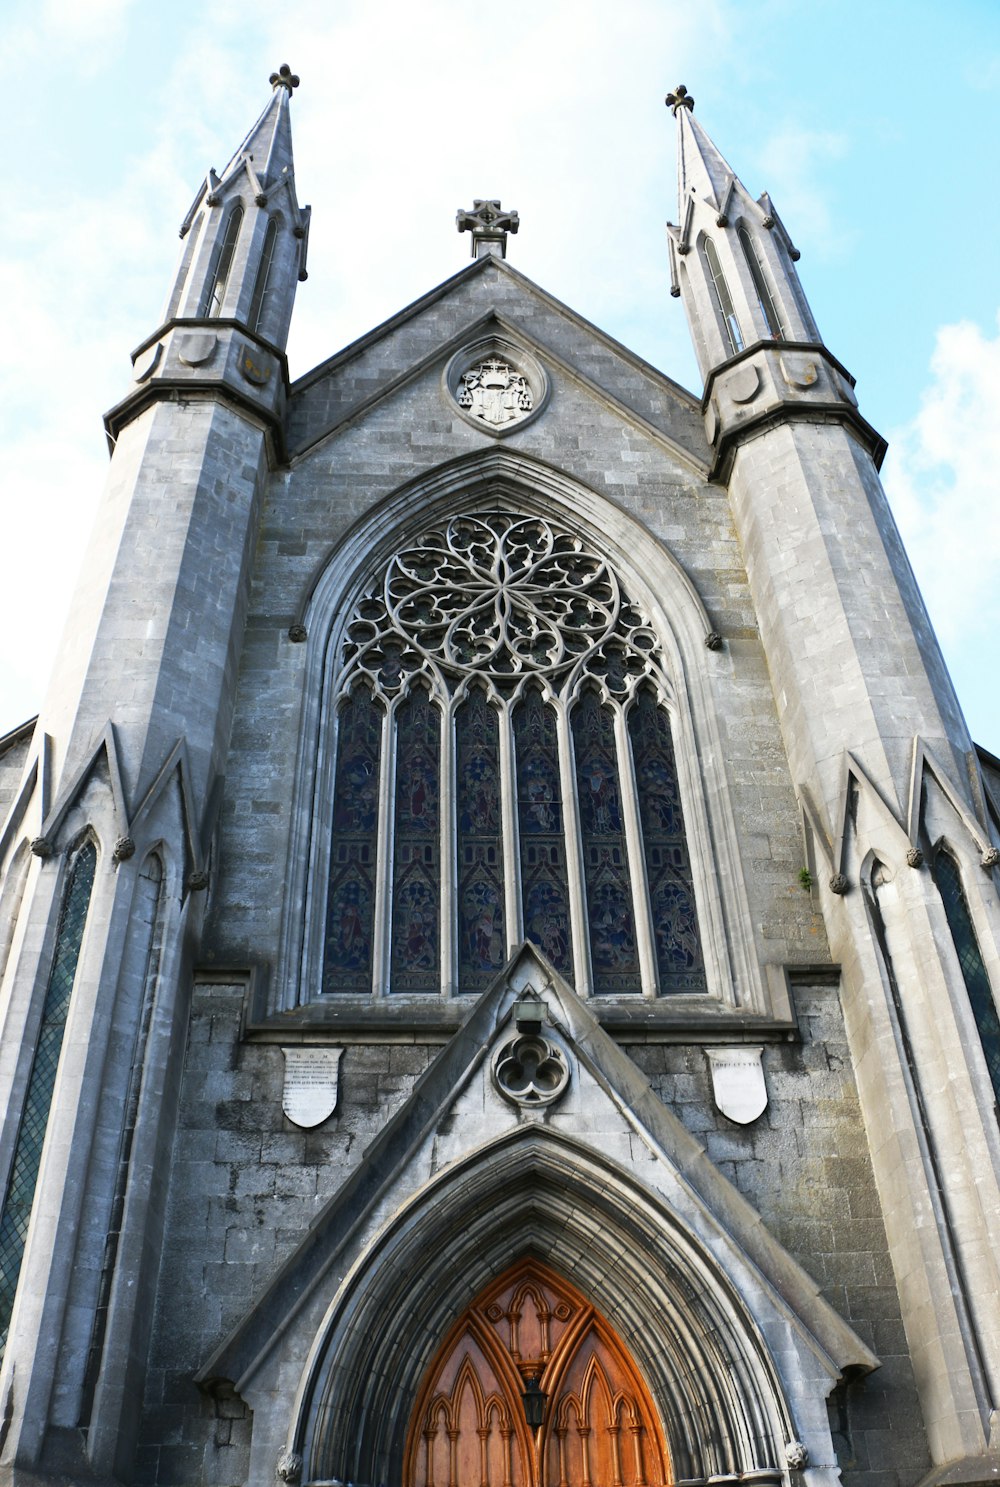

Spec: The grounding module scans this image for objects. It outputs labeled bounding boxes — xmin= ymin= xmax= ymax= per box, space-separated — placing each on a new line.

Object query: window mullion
xmin=558 ymin=700 xmax=591 ymax=995
xmin=440 ymin=695 xmax=456 ymax=997
xmin=498 ymin=698 xmax=522 ymax=955
xmin=371 ymin=700 xmax=396 ymax=998
xmin=614 ymin=704 xmax=658 ymax=998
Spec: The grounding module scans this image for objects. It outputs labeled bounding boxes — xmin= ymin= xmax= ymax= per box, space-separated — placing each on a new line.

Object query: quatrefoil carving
xmin=493 ymin=1031 xmax=570 ymax=1109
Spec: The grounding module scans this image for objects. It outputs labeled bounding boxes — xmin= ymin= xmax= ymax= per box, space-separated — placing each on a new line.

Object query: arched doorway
xmin=404 ymin=1259 xmax=671 ymax=1487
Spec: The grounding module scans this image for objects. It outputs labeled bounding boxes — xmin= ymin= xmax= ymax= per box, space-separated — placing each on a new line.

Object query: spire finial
xmin=665 ymin=84 xmax=694 ymax=116
xmin=456 ymin=199 xmax=519 ymax=259
xmin=269 ymin=63 xmax=300 ymax=94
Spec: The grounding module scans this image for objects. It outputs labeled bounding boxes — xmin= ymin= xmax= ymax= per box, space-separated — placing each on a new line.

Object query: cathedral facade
xmin=0 ymin=67 xmax=999 ymax=1487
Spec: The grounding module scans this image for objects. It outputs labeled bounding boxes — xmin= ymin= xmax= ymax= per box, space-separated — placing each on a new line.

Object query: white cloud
xmin=882 ymin=314 xmax=1000 ymax=749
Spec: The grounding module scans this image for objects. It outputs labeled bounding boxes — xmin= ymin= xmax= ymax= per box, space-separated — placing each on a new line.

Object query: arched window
xmin=247 ymin=217 xmax=278 ymax=335
xmin=199 ymin=206 xmax=244 ymax=318
xmin=0 ymin=840 xmax=97 ymax=1357
xmin=79 ymin=853 xmax=164 ymax=1424
xmin=322 ymin=512 xmax=705 ymax=997
xmin=702 ymin=236 xmax=744 ymax=355
xmin=934 ymin=850 xmax=1000 ymax=1100
xmin=738 ymin=226 xmax=785 ymax=340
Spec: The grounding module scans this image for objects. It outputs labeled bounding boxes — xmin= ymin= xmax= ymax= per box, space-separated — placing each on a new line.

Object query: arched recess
xmin=276 ymin=447 xmax=764 ymax=1016
xmin=293 ymin=1132 xmax=798 ymax=1486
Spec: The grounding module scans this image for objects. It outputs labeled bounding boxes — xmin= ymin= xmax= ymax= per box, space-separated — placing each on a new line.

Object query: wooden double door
xmin=405 ymin=1260 xmax=670 ymax=1487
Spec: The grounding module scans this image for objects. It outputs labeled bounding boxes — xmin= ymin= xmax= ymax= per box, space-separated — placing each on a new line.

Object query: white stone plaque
xmin=281 ymin=1046 xmax=343 ymax=1128
xmin=705 ymin=1046 xmax=767 ymax=1125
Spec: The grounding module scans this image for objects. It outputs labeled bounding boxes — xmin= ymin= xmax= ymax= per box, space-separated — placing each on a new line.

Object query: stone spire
xmin=664 ymin=85 xmax=816 ymax=386
xmin=162 ymin=65 xmax=310 ymax=348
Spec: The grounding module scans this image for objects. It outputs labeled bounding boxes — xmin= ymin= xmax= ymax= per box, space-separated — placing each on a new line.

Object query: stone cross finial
xmin=270 ymin=63 xmax=300 ymax=93
xmin=665 ymin=84 xmax=694 ymax=115
xmin=457 ymin=200 xmax=520 ymax=259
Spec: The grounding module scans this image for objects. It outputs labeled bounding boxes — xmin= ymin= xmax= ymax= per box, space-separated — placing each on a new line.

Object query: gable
xmin=286 ymin=257 xmax=710 ymax=467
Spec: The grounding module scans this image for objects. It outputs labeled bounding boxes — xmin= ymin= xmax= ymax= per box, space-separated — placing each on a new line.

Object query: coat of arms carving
xmin=457 ymin=357 xmax=533 ymax=428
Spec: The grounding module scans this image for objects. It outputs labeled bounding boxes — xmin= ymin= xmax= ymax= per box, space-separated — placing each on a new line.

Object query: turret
xmin=165 ymin=62 xmax=309 ymax=348
xmin=0 ymin=68 xmax=308 ymax=1485
xmin=666 ymin=88 xmax=1000 ymax=1478
xmin=665 ymin=84 xmax=883 ymax=483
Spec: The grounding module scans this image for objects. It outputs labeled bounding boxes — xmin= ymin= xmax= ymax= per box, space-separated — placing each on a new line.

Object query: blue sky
xmin=2 ymin=0 xmax=999 ymax=750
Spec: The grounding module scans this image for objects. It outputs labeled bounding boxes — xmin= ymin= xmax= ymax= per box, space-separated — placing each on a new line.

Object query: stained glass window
xmin=321 ymin=511 xmax=707 ymax=1000
xmin=514 ymin=687 xmax=572 ymax=978
xmin=935 ymin=851 xmax=1000 ymax=1100
xmin=324 ymin=685 xmax=382 ymax=993
xmin=629 ymin=687 xmax=706 ymax=991
xmin=573 ymin=691 xmax=640 ymax=993
xmin=456 ymin=688 xmax=505 ymax=989
xmin=0 ymin=840 xmax=97 ymax=1359
xmin=391 ymin=687 xmax=440 ymax=992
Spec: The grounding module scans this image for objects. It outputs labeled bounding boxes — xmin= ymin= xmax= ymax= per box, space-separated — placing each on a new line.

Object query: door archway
xmin=404 ymin=1259 xmax=671 ymax=1487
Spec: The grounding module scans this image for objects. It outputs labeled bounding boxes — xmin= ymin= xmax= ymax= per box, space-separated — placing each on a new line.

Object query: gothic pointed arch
xmin=286 ymin=1129 xmax=830 ymax=1485
xmin=403 ymin=1260 xmax=671 ymax=1487
xmin=275 ymin=449 xmax=767 ymax=1018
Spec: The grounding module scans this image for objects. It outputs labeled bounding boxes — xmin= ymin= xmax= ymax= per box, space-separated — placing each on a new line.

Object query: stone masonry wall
xmin=628 ymin=979 xmax=930 ymax=1485
xmin=135 ymin=974 xmax=929 ymax=1486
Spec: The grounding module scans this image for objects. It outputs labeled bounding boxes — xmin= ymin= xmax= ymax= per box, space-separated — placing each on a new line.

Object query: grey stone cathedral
xmin=0 ymin=64 xmax=999 ymax=1487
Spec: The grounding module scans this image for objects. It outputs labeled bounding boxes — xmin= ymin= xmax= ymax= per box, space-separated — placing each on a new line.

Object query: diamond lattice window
xmin=322 ymin=512 xmax=705 ymax=997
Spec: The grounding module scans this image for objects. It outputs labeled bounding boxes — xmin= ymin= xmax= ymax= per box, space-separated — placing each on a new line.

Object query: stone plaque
xmin=239 ymin=346 xmax=272 ymax=385
xmin=726 ymin=362 xmax=761 ymax=404
xmin=176 ymin=331 xmax=218 ymax=367
xmin=780 ymin=352 xmax=819 ymax=390
xmin=705 ymin=1046 xmax=767 ymax=1125
xmin=132 ymin=341 xmax=163 ymax=383
xmin=281 ymin=1046 xmax=343 ymax=1128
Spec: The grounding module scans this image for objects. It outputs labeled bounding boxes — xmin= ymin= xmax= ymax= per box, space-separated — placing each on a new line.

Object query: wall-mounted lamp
xmin=521 ymin=1375 xmax=547 ymax=1430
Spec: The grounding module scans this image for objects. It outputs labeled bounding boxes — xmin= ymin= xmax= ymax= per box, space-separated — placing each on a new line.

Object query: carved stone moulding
xmin=492 ymin=1029 xmax=570 ymax=1109
xmin=444 ymin=334 xmax=549 ymax=438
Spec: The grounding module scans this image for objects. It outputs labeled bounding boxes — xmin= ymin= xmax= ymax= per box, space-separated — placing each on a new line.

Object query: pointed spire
xmin=156 ymin=66 xmax=310 ymax=352
xmin=666 ymin=84 xmax=736 ymax=217
xmin=217 ymin=63 xmax=298 ymax=197
xmin=664 ymin=83 xmax=820 ymax=384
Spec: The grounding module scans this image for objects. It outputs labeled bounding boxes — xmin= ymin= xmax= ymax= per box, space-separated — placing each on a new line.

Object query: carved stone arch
xmin=292 ymin=1131 xmax=804 ymax=1487
xmin=276 ymin=448 xmax=765 ymax=1015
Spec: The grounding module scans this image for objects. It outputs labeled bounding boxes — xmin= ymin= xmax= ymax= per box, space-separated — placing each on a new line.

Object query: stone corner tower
xmin=666 ymin=81 xmax=1000 ymax=1480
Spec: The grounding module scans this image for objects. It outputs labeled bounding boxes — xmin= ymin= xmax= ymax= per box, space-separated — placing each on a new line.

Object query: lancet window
xmin=702 ymin=236 xmax=744 ymax=355
xmin=200 ymin=205 xmax=244 ymax=318
xmin=322 ymin=511 xmax=705 ymax=998
xmin=0 ymin=840 xmax=96 ymax=1358
xmin=934 ymin=850 xmax=1000 ymax=1100
xmin=247 ymin=217 xmax=278 ymax=335
xmin=738 ymin=226 xmax=785 ymax=340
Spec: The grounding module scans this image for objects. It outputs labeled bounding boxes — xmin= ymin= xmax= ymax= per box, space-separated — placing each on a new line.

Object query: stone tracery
xmin=324 ymin=510 xmax=705 ymax=997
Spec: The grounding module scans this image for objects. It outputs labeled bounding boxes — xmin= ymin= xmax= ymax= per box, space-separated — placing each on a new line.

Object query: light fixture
xmin=521 ymin=1375 xmax=547 ymax=1430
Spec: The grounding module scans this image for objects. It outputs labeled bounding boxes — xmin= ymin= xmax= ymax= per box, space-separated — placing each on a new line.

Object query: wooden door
xmin=405 ymin=1259 xmax=670 ymax=1487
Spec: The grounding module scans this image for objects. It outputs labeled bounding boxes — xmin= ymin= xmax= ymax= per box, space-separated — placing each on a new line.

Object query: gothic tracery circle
xmin=341 ymin=511 xmax=663 ymax=698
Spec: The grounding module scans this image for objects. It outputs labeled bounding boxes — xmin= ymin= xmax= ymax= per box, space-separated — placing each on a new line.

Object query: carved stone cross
xmin=456 ymin=200 xmax=520 ymax=259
